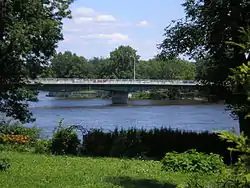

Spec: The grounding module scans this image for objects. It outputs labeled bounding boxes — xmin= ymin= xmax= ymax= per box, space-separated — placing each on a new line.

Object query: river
xmin=26 ymin=92 xmax=239 ymax=137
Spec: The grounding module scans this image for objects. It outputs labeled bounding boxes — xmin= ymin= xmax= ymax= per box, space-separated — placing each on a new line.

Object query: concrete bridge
xmin=29 ymin=78 xmax=199 ymax=104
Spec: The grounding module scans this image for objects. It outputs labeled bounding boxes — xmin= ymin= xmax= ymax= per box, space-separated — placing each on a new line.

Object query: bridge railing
xmin=31 ymin=78 xmax=198 ymax=85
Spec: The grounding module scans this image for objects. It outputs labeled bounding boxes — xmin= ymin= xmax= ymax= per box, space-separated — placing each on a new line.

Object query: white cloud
xmin=74 ymin=17 xmax=93 ymax=23
xmin=137 ymin=20 xmax=149 ymax=27
xmin=81 ymin=33 xmax=128 ymax=40
xmin=96 ymin=14 xmax=116 ymax=22
xmin=74 ymin=7 xmax=95 ymax=16
xmin=73 ymin=7 xmax=117 ymax=24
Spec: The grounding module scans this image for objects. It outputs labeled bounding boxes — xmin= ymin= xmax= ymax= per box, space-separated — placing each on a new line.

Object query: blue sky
xmin=57 ymin=0 xmax=185 ymax=60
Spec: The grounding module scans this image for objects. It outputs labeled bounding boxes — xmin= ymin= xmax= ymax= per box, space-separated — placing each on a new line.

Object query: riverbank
xmin=45 ymin=90 xmax=209 ymax=101
xmin=46 ymin=90 xmax=109 ymax=99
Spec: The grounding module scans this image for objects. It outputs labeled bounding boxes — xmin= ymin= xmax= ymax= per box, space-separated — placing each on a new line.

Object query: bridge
xmin=29 ymin=78 xmax=200 ymax=104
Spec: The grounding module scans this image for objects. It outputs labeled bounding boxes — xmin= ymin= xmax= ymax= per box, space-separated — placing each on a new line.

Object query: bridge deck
xmin=30 ymin=78 xmax=199 ymax=86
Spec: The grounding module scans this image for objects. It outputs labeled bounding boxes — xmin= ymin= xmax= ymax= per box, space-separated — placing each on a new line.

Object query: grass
xmin=0 ymin=151 xmax=217 ymax=188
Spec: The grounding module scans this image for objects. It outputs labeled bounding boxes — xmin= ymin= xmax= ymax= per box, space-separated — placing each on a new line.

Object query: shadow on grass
xmin=106 ymin=176 xmax=176 ymax=188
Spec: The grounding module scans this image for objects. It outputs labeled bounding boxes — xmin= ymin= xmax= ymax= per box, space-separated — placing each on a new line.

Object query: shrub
xmin=215 ymin=131 xmax=250 ymax=187
xmin=0 ymin=134 xmax=29 ymax=145
xmin=0 ymin=144 xmax=33 ymax=152
xmin=161 ymin=149 xmax=225 ymax=174
xmin=0 ymin=121 xmax=42 ymax=145
xmin=83 ymin=127 xmax=236 ymax=164
xmin=0 ymin=158 xmax=11 ymax=172
xmin=34 ymin=139 xmax=52 ymax=154
xmin=51 ymin=122 xmax=80 ymax=155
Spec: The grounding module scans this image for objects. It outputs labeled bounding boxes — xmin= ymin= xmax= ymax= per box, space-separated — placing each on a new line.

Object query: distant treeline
xmin=40 ymin=46 xmax=196 ymax=80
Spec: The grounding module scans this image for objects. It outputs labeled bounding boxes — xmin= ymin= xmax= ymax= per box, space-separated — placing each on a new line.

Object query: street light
xmin=133 ymin=55 xmax=136 ymax=80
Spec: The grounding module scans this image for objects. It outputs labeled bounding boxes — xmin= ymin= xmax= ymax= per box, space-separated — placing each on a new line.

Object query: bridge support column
xmin=112 ymin=91 xmax=128 ymax=104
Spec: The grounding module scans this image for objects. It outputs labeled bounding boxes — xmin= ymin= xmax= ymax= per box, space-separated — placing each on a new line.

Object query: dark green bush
xmin=0 ymin=121 xmax=42 ymax=145
xmin=161 ymin=149 xmax=225 ymax=174
xmin=34 ymin=139 xmax=52 ymax=154
xmin=83 ymin=127 xmax=237 ymax=164
xmin=51 ymin=124 xmax=80 ymax=155
xmin=0 ymin=158 xmax=11 ymax=172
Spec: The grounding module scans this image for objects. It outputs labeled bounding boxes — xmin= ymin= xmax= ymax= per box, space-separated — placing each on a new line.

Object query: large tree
xmin=51 ymin=51 xmax=90 ymax=78
xmin=158 ymin=0 xmax=250 ymax=135
xmin=108 ymin=45 xmax=140 ymax=79
xmin=0 ymin=0 xmax=74 ymax=122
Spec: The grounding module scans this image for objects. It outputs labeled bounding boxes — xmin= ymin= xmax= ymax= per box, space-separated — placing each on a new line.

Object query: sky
xmin=57 ymin=0 xmax=186 ymax=60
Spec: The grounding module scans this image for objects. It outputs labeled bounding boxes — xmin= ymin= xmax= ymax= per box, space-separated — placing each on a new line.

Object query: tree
xmin=88 ymin=57 xmax=111 ymax=79
xmin=0 ymin=0 xmax=73 ymax=123
xmin=51 ymin=51 xmax=90 ymax=78
xmin=228 ymin=27 xmax=250 ymax=129
xmin=137 ymin=58 xmax=196 ymax=80
xmin=158 ymin=0 xmax=250 ymax=135
xmin=108 ymin=45 xmax=140 ymax=79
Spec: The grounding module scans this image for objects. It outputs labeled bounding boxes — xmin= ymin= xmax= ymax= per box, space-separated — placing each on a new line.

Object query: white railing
xmin=29 ymin=78 xmax=199 ymax=86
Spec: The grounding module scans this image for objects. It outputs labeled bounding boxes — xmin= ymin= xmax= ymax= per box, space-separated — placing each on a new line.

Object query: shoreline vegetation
xmin=45 ymin=89 xmax=219 ymax=103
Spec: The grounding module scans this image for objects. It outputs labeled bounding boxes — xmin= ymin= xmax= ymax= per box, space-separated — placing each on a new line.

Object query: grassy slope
xmin=0 ymin=151 xmax=216 ymax=188
xmin=0 ymin=152 xmax=186 ymax=188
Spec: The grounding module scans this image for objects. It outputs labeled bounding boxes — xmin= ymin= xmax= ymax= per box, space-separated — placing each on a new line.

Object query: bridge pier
xmin=112 ymin=91 xmax=128 ymax=104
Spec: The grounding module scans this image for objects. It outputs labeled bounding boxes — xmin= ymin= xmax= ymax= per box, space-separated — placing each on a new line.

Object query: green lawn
xmin=0 ymin=151 xmax=211 ymax=188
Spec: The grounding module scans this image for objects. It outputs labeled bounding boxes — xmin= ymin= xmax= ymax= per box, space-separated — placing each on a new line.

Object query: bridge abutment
xmin=112 ymin=91 xmax=128 ymax=104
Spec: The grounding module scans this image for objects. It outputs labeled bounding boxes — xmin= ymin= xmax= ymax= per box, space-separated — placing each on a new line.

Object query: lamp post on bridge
xmin=133 ymin=55 xmax=136 ymax=80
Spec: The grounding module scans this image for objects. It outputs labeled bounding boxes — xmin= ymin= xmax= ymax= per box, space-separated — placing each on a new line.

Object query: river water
xmin=26 ymin=92 xmax=239 ymax=137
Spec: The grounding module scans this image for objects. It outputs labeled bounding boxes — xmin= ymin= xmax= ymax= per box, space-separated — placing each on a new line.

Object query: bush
xmin=161 ymin=149 xmax=225 ymax=174
xmin=83 ymin=127 xmax=237 ymax=164
xmin=34 ymin=139 xmax=52 ymax=154
xmin=0 ymin=144 xmax=33 ymax=152
xmin=0 ymin=121 xmax=42 ymax=145
xmin=0 ymin=134 xmax=29 ymax=145
xmin=51 ymin=122 xmax=80 ymax=155
xmin=0 ymin=158 xmax=11 ymax=172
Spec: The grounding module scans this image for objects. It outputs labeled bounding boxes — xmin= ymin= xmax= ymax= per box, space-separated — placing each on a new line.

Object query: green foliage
xmin=83 ymin=127 xmax=235 ymax=164
xmin=226 ymin=27 xmax=250 ymax=135
xmin=132 ymin=88 xmax=185 ymax=100
xmin=226 ymin=27 xmax=250 ymax=54
xmin=185 ymin=173 xmax=216 ymax=188
xmin=0 ymin=0 xmax=74 ymax=123
xmin=0 ymin=158 xmax=11 ymax=172
xmin=108 ymin=45 xmax=140 ymax=79
xmin=151 ymin=88 xmax=182 ymax=100
xmin=50 ymin=51 xmax=91 ymax=78
xmin=217 ymin=168 xmax=250 ymax=188
xmin=158 ymin=0 xmax=250 ymax=135
xmin=161 ymin=150 xmax=224 ymax=174
xmin=138 ymin=58 xmax=196 ymax=80
xmin=131 ymin=92 xmax=151 ymax=99
xmin=0 ymin=121 xmax=42 ymax=145
xmin=34 ymin=139 xmax=52 ymax=154
xmin=184 ymin=28 xmax=250 ymax=187
xmin=51 ymin=120 xmax=80 ymax=155
xmin=217 ymin=131 xmax=250 ymax=155
xmin=217 ymin=131 xmax=250 ymax=175
xmin=42 ymin=46 xmax=196 ymax=80
xmin=0 ymin=144 xmax=33 ymax=153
